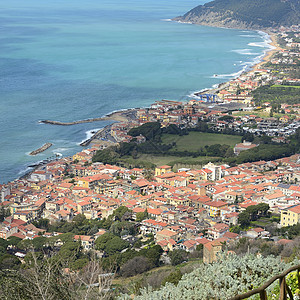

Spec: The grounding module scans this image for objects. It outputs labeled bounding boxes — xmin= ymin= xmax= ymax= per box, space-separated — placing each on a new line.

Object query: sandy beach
xmin=253 ymin=33 xmax=282 ymax=71
xmin=194 ymin=31 xmax=282 ymax=100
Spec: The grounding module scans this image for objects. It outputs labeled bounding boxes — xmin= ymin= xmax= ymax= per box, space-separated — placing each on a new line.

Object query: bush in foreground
xmin=118 ymin=253 xmax=298 ymax=300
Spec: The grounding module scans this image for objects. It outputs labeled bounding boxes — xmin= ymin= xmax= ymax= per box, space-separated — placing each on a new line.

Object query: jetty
xmin=29 ymin=143 xmax=53 ymax=155
xmin=40 ymin=117 xmax=107 ymax=126
xmin=40 ymin=109 xmax=136 ymax=126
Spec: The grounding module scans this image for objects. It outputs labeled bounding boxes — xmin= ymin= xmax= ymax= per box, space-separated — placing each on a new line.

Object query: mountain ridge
xmin=173 ymin=0 xmax=300 ymax=30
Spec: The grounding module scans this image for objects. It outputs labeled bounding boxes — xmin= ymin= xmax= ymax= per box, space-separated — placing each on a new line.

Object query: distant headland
xmin=173 ymin=0 xmax=300 ymax=31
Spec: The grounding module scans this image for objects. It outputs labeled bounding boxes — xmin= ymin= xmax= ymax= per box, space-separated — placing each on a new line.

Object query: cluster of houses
xmin=97 ymin=97 xmax=300 ymax=147
xmin=1 ymin=146 xmax=300 ymax=262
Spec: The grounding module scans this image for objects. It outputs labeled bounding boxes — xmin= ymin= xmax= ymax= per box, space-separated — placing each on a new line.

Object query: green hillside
xmin=174 ymin=0 xmax=300 ymax=30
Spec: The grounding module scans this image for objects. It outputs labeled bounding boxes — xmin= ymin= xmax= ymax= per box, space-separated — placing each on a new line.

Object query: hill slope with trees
xmin=174 ymin=0 xmax=300 ymax=30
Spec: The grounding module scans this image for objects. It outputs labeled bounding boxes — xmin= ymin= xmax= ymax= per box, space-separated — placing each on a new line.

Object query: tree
xmin=120 ymin=256 xmax=151 ymax=277
xmin=0 ymin=251 xmax=114 ymax=300
xmin=112 ymin=206 xmax=132 ymax=221
xmin=238 ymin=211 xmax=250 ymax=228
xmin=0 ymin=206 xmax=10 ymax=222
xmin=142 ymin=245 xmax=163 ymax=267
xmin=32 ymin=218 xmax=50 ymax=231
xmin=0 ymin=254 xmax=21 ymax=270
xmin=136 ymin=210 xmax=148 ymax=222
xmin=119 ymin=254 xmax=296 ymax=300
xmin=32 ymin=237 xmax=47 ymax=251
xmin=128 ymin=122 xmax=161 ymax=141
xmin=95 ymin=233 xmax=129 ymax=255
xmin=169 ymin=249 xmax=186 ymax=266
xmin=162 ymin=270 xmax=182 ymax=286
xmin=73 ymin=214 xmax=87 ymax=226
xmin=58 ymin=241 xmax=82 ymax=261
xmin=7 ymin=236 xmax=22 ymax=247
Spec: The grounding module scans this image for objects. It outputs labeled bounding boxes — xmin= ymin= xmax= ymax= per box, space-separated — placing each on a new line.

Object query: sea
xmin=0 ymin=0 xmax=273 ymax=183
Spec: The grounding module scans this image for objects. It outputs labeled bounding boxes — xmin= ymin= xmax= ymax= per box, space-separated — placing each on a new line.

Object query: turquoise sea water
xmin=0 ymin=0 xmax=271 ymax=183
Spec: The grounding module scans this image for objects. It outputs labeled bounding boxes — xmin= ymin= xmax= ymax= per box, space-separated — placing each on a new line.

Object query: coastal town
xmin=1 ymin=24 xmax=300 ymax=295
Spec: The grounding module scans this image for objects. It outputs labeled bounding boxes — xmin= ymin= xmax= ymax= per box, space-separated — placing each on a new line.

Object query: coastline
xmin=192 ymin=30 xmax=280 ymax=98
xmin=10 ymin=29 xmax=279 ymax=184
xmin=16 ymin=109 xmax=137 ymax=181
xmin=252 ymin=33 xmax=281 ymax=71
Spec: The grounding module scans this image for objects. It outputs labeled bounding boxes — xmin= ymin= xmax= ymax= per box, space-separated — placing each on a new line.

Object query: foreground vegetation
xmin=2 ymin=204 xmax=300 ymax=299
xmin=118 ymin=254 xmax=299 ymax=300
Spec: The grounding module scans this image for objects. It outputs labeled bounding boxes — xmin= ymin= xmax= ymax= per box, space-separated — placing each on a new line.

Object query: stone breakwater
xmin=40 ymin=109 xmax=137 ymax=147
xmin=40 ymin=109 xmax=136 ymax=126
xmin=40 ymin=117 xmax=107 ymax=126
xmin=29 ymin=143 xmax=53 ymax=155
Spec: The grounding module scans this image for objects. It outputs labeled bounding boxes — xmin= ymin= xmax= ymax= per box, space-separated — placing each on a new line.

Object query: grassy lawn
xmin=121 ymin=154 xmax=220 ymax=168
xmin=161 ymin=132 xmax=241 ymax=151
xmin=232 ymin=110 xmax=288 ymax=119
xmin=272 ymin=85 xmax=300 ymax=88
xmin=250 ymin=217 xmax=275 ymax=227
xmin=233 ymin=111 xmax=270 ymax=118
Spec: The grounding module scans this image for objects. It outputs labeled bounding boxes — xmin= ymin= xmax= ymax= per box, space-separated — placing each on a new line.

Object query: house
xmin=181 ymin=239 xmax=198 ymax=252
xmin=203 ymin=240 xmax=223 ymax=263
xmin=207 ymin=223 xmax=229 ymax=240
xmin=155 ymin=165 xmax=172 ymax=177
xmin=156 ymin=229 xmax=179 ymax=242
xmin=205 ymin=201 xmax=228 ymax=218
xmin=280 ymin=204 xmax=300 ymax=227
xmin=234 ymin=141 xmax=258 ymax=155
xmin=74 ymin=235 xmax=94 ymax=250
xmin=246 ymin=227 xmax=270 ymax=239
xmin=222 ymin=212 xmax=239 ymax=226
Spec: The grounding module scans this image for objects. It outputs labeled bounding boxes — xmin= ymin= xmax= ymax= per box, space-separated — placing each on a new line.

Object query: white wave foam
xmin=187 ymin=83 xmax=221 ymax=99
xmin=249 ymin=42 xmax=265 ymax=48
xmin=54 ymin=152 xmax=63 ymax=157
xmin=187 ymin=93 xmax=201 ymax=99
xmin=186 ymin=31 xmax=275 ymax=100
xmin=51 ymin=147 xmax=68 ymax=153
xmin=103 ymin=107 xmax=136 ymax=118
xmin=161 ymin=19 xmax=172 ymax=22
xmin=18 ymin=166 xmax=33 ymax=176
xmin=231 ymin=49 xmax=259 ymax=55
xmin=240 ymin=35 xmax=257 ymax=38
xmin=187 ymin=87 xmax=210 ymax=98
xmin=87 ymin=128 xmax=102 ymax=139
xmin=77 ymin=127 xmax=103 ymax=145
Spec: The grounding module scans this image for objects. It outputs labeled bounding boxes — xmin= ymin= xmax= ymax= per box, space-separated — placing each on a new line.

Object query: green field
xmin=233 ymin=110 xmax=286 ymax=119
xmin=121 ymin=154 xmax=220 ymax=168
xmin=161 ymin=132 xmax=241 ymax=151
xmin=272 ymin=85 xmax=300 ymax=88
